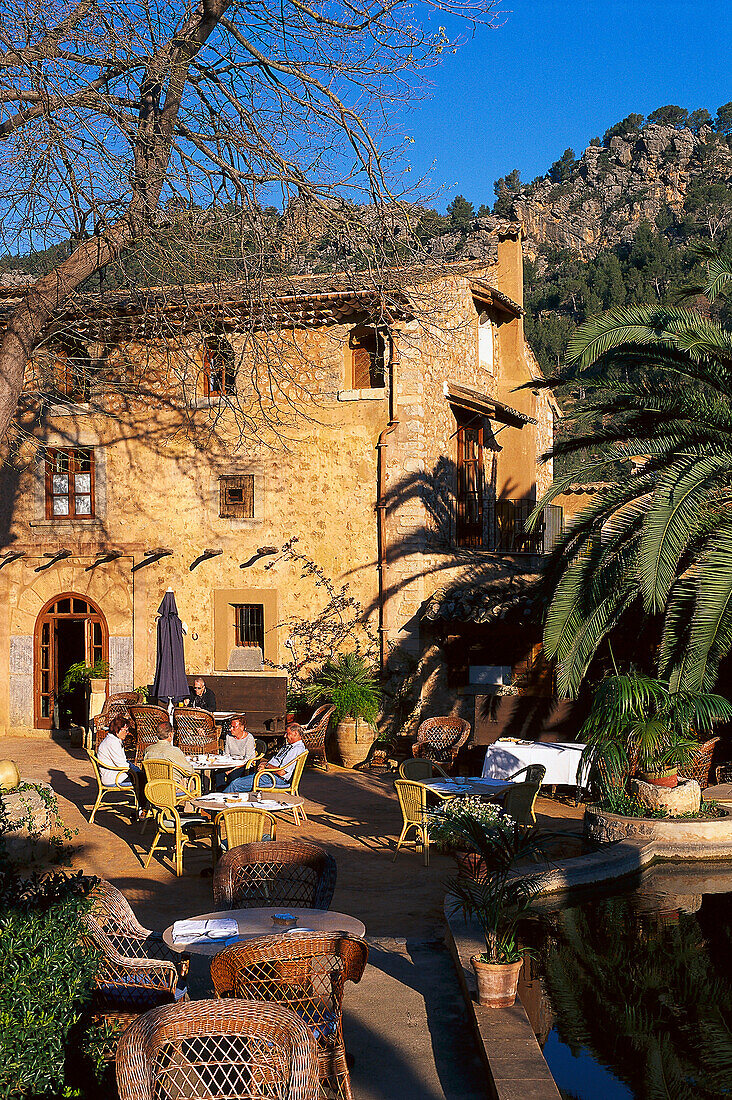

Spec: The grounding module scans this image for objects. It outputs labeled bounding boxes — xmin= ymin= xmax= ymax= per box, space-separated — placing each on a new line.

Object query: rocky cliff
xmin=496 ymin=123 xmax=732 ymax=260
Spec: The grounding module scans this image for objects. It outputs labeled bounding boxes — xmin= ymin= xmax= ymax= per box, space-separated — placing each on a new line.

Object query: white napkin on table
xmin=172 ymin=918 xmax=239 ymax=944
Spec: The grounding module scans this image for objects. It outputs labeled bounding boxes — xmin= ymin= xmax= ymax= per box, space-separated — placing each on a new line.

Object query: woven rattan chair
xmin=144 ymin=779 xmax=215 ymax=876
xmin=507 ymin=764 xmax=547 ymax=784
xmin=87 ymin=748 xmax=139 ymax=823
xmin=501 ymin=780 xmax=542 ymax=826
xmin=88 ymin=879 xmax=189 ymax=978
xmin=398 ymin=758 xmax=452 ymax=782
xmin=215 ymin=808 xmax=278 ymax=855
xmin=412 ymin=716 xmax=471 ymax=772
xmin=300 ymin=706 xmax=335 ymax=772
xmin=116 ymin=999 xmax=320 ymax=1100
xmin=143 ymin=759 xmax=201 ymax=799
xmin=174 ymin=707 xmax=219 ymax=755
xmin=211 ymin=931 xmax=367 ymax=1100
xmin=393 ymin=779 xmax=433 ymax=867
xmin=129 ymin=705 xmax=170 ymax=765
xmin=93 ymin=693 xmax=141 ymax=751
xmin=82 ymin=913 xmax=181 ymax=1029
xmin=253 ymin=751 xmax=308 ymax=825
xmin=213 ymin=840 xmax=337 ymax=912
xmin=678 ymin=737 xmax=720 ymax=787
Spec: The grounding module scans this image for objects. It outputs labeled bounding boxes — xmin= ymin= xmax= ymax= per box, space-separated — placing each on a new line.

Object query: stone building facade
xmin=0 ymin=223 xmax=559 ymax=736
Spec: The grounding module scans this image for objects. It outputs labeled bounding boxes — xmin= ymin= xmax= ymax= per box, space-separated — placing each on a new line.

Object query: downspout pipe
xmin=376 ymin=329 xmax=399 ymax=675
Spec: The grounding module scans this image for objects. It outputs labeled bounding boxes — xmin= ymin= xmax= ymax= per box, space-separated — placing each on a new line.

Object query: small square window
xmin=45 ymin=448 xmax=95 ymax=519
xmin=219 ymin=474 xmax=254 ymax=518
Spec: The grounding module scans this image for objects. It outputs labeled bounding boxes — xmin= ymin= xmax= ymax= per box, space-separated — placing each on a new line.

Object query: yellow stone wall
xmin=0 ymin=248 xmax=554 ymax=734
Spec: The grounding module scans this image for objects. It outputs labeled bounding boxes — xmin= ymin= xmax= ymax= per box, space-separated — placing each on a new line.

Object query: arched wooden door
xmin=34 ymin=593 xmax=108 ymax=729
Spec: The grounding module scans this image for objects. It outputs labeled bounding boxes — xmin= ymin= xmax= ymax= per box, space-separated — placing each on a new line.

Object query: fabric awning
xmin=444 ymin=382 xmax=537 ymax=427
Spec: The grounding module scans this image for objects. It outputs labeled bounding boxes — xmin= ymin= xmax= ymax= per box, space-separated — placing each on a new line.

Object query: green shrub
xmin=302 ymin=652 xmax=381 ymax=723
xmin=0 ymin=868 xmax=113 ymax=1098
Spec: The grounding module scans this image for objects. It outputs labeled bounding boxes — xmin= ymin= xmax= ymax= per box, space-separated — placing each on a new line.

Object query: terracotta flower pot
xmin=471 ymin=956 xmax=523 ymax=1008
xmin=454 ymin=849 xmax=488 ymax=880
xmin=90 ymin=678 xmax=108 ymax=695
xmin=639 ymin=768 xmax=678 ymax=788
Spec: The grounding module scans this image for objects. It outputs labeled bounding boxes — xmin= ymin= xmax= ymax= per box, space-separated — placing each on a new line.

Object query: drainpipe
xmin=376 ymin=329 xmax=399 ymax=675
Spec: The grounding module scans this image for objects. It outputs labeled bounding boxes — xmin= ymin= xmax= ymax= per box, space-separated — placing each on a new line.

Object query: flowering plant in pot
xmin=580 ymin=674 xmax=732 ymax=796
xmin=427 ymin=796 xmax=507 ymax=858
xmin=446 ymin=811 xmax=546 ymax=1007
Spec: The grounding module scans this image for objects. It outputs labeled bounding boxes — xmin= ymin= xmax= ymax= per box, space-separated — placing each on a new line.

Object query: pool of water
xmin=519 ymin=863 xmax=732 ymax=1100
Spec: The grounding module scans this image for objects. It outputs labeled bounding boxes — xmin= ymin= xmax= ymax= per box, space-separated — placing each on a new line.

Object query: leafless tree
xmin=0 ymin=0 xmax=502 ymax=442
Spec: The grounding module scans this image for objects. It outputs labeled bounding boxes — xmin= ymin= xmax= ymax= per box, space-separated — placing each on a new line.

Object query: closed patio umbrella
xmin=152 ymin=589 xmax=189 ymax=706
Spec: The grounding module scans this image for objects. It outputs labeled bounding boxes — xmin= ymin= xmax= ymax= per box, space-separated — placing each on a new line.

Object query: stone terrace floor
xmin=4 ymin=735 xmax=585 ymax=1100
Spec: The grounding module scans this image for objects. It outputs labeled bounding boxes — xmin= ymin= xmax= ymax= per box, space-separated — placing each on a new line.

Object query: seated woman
xmin=97 ymin=714 xmax=146 ymax=813
xmin=223 ymin=723 xmax=306 ymax=794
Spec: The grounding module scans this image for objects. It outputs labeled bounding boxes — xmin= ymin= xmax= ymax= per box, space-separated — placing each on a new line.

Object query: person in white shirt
xmin=218 ymin=715 xmax=258 ymax=790
xmin=97 ymin=715 xmax=145 ymax=811
xmin=223 ymin=722 xmax=306 ymax=793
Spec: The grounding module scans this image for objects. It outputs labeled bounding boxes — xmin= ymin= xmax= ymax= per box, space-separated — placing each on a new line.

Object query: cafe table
xmin=418 ymin=777 xmax=515 ymax=801
xmin=163 ymin=907 xmax=366 ymax=957
xmin=192 ymin=791 xmax=306 ymax=826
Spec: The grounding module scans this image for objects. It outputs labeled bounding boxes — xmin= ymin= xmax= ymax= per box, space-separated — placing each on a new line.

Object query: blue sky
xmin=405 ymin=0 xmax=732 ymax=210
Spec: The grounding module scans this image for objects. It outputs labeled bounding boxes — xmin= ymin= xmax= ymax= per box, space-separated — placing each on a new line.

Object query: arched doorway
xmin=34 ymin=594 xmax=108 ymax=729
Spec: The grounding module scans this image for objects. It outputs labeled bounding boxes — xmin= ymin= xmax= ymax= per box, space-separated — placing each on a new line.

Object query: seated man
xmin=218 ymin=715 xmax=257 ymax=789
xmin=144 ymin=719 xmax=193 ymax=772
xmin=98 ymin=714 xmax=146 ymax=814
xmin=189 ymin=676 xmax=217 ymax=713
xmin=223 ymin=722 xmax=306 ymax=794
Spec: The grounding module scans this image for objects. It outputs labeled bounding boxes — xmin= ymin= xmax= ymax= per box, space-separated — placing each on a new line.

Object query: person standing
xmin=189 ymin=676 xmax=217 ymax=712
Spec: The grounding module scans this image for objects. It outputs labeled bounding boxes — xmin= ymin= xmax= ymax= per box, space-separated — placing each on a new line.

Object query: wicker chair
xmin=116 ymin=999 xmax=320 ymax=1100
xmin=142 ymin=759 xmax=201 ymax=800
xmin=253 ymin=751 xmax=308 ymax=825
xmin=300 ymin=705 xmax=335 ymax=772
xmin=88 ymin=879 xmax=189 ymax=977
xmin=129 ymin=705 xmax=170 ymax=765
xmin=173 ymin=707 xmax=219 ymax=755
xmin=412 ymin=716 xmax=471 ymax=772
xmin=392 ymin=779 xmax=440 ymax=867
xmin=507 ymin=764 xmax=547 ymax=784
xmin=501 ymin=780 xmax=542 ymax=826
xmin=86 ymin=748 xmax=139 ymax=823
xmin=82 ymin=913 xmax=181 ymax=1029
xmin=211 ymin=931 xmax=367 ymax=1100
xmin=215 ymin=808 xmax=278 ymax=855
xmin=678 ymin=737 xmax=720 ymax=787
xmin=93 ymin=693 xmax=141 ymax=752
xmin=213 ymin=840 xmax=337 ymax=912
xmin=144 ymin=779 xmax=215 ymax=876
xmin=398 ymin=758 xmax=452 ymax=782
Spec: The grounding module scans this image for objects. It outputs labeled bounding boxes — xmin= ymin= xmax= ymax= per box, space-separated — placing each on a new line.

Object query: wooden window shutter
xmin=219 ymin=474 xmax=254 ymax=518
xmin=352 ymin=345 xmax=373 ymax=389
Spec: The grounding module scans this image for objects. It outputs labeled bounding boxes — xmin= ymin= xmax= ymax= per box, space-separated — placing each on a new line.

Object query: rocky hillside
xmin=509 ymin=124 xmax=732 ymax=261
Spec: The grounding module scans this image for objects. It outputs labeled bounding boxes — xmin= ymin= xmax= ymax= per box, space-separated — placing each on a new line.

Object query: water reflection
xmin=520 ymin=864 xmax=732 ymax=1100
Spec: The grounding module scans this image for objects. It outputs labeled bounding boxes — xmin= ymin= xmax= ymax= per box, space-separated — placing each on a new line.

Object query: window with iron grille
xmin=455 ymin=423 xmax=483 ymax=547
xmin=349 ymin=327 xmax=385 ymax=388
xmin=219 ymin=474 xmax=254 ymax=518
xmin=202 ymin=337 xmax=237 ymax=396
xmin=45 ymin=448 xmax=95 ymax=518
xmin=234 ymin=604 xmax=265 ymax=649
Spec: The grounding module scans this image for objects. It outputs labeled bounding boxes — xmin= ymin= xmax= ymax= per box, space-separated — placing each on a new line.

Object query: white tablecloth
xmin=482 ymin=739 xmax=587 ymax=787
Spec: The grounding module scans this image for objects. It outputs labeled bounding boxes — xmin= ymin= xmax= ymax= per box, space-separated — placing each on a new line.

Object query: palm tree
xmin=535 ymin=253 xmax=732 ymax=696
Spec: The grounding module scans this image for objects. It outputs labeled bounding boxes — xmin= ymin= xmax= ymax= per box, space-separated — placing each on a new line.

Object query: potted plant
xmin=61 ymin=658 xmax=110 ymax=696
xmin=446 ymin=811 xmax=546 ymax=1008
xmin=302 ymin=651 xmax=380 ymax=768
xmin=580 ymin=673 xmax=732 ymax=794
xmin=428 ymin=796 xmax=506 ymax=865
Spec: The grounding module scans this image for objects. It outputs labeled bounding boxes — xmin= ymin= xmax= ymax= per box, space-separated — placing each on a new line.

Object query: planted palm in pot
xmin=446 ymin=811 xmax=546 ymax=1007
xmin=303 ymin=652 xmax=380 ymax=768
xmin=581 ymin=673 xmax=732 ymax=797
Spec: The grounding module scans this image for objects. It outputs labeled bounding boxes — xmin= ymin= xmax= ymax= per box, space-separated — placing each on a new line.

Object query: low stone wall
xmin=1 ymin=780 xmax=57 ymax=863
xmin=584 ymin=804 xmax=732 ymax=856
